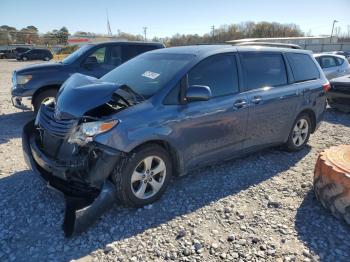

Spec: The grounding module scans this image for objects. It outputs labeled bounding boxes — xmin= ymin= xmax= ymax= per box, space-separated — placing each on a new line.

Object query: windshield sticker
xmin=142 ymin=71 xmax=160 ymax=79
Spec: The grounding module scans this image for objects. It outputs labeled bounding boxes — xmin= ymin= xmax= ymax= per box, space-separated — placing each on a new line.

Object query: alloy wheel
xmin=131 ymin=156 xmax=166 ymax=200
xmin=292 ymin=118 xmax=309 ymax=147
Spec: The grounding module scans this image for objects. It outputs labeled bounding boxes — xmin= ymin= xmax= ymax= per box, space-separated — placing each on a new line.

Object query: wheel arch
xmin=32 ymin=84 xmax=61 ymax=105
xmin=298 ymin=108 xmax=317 ymax=133
xmin=130 ymin=139 xmax=183 ymax=176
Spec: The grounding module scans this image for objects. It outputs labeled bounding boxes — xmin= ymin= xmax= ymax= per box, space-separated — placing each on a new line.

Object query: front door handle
xmin=233 ymin=100 xmax=247 ymax=108
xmin=251 ymin=96 xmax=262 ymax=104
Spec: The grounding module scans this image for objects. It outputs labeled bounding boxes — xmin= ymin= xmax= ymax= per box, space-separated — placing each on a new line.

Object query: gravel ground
xmin=0 ymin=59 xmax=350 ymax=262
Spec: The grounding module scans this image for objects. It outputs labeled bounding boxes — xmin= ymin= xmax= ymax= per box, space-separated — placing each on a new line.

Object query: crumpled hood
xmin=56 ymin=73 xmax=121 ymax=117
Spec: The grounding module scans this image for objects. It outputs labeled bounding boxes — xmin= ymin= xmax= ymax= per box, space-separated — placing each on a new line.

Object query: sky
xmin=1 ymin=0 xmax=350 ymax=38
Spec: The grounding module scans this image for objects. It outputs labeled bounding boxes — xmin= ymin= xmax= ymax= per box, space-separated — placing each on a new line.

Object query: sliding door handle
xmin=233 ymin=100 xmax=247 ymax=108
xmin=251 ymin=96 xmax=262 ymax=104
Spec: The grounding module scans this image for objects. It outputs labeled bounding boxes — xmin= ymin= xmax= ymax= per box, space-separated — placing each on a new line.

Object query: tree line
xmin=0 ymin=25 xmax=69 ymax=46
xmin=0 ymin=21 xmax=304 ymax=47
xmin=155 ymin=22 xmax=304 ymax=46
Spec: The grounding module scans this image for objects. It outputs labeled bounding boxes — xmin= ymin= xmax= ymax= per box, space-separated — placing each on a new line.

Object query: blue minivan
xmin=23 ymin=45 xmax=328 ymax=235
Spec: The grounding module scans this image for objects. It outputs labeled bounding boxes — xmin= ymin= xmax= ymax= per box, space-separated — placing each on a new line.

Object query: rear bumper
xmin=22 ymin=120 xmax=121 ymax=197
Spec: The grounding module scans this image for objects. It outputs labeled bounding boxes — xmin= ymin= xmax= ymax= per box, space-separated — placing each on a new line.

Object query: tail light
xmin=322 ymin=82 xmax=331 ymax=92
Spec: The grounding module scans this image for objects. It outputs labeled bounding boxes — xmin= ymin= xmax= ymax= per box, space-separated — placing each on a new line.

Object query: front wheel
xmin=43 ymin=56 xmax=50 ymax=61
xmin=22 ymin=56 xmax=28 ymax=61
xmin=112 ymin=144 xmax=172 ymax=207
xmin=33 ymin=89 xmax=58 ymax=113
xmin=285 ymin=113 xmax=311 ymax=151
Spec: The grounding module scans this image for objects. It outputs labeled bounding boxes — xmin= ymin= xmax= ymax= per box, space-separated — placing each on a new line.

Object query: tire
xmin=285 ymin=113 xmax=311 ymax=151
xmin=43 ymin=56 xmax=50 ymax=61
xmin=314 ymin=145 xmax=350 ymax=224
xmin=22 ymin=56 xmax=28 ymax=61
xmin=33 ymin=89 xmax=58 ymax=113
xmin=112 ymin=144 xmax=172 ymax=207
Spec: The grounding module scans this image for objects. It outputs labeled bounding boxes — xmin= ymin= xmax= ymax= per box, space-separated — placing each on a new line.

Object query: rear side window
xmin=240 ymin=52 xmax=287 ymax=90
xmin=335 ymin=57 xmax=344 ymax=66
xmin=137 ymin=45 xmax=159 ymax=54
xmin=320 ymin=56 xmax=337 ymax=68
xmin=188 ymin=53 xmax=239 ymax=97
xmin=122 ymin=45 xmax=159 ymax=62
xmin=287 ymin=53 xmax=320 ymax=82
xmin=108 ymin=46 xmax=122 ymax=66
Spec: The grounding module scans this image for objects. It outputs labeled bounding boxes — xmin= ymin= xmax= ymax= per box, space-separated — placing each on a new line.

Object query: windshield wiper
xmin=115 ymin=84 xmax=145 ymax=104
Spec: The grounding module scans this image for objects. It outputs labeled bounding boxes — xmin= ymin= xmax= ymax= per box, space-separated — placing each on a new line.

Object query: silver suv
xmin=314 ymin=53 xmax=350 ymax=80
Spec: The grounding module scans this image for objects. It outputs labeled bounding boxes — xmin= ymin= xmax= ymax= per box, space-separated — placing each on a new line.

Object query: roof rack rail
xmin=232 ymin=42 xmax=302 ymax=49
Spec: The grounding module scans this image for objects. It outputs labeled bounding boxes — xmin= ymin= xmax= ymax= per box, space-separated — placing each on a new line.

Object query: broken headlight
xmin=69 ymin=120 xmax=118 ymax=145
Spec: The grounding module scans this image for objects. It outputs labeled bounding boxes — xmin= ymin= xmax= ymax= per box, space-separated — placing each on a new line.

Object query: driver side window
xmin=88 ymin=47 xmax=106 ymax=64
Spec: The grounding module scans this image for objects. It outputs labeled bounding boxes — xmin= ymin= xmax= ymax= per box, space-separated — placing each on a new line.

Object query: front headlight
xmin=17 ymin=75 xmax=32 ymax=85
xmin=81 ymin=120 xmax=118 ymax=137
xmin=68 ymin=120 xmax=118 ymax=145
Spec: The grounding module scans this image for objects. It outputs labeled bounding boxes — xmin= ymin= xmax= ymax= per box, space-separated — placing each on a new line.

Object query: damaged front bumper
xmin=22 ymin=120 xmax=121 ymax=236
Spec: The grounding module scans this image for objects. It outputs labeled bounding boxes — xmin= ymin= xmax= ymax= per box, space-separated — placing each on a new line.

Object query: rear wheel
xmin=112 ymin=144 xmax=172 ymax=207
xmin=33 ymin=89 xmax=58 ymax=113
xmin=22 ymin=56 xmax=28 ymax=61
xmin=43 ymin=56 xmax=50 ymax=61
xmin=285 ymin=113 xmax=311 ymax=151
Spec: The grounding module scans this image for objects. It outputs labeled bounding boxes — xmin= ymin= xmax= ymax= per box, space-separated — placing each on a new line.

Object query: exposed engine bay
xmin=22 ymin=73 xmax=143 ymax=236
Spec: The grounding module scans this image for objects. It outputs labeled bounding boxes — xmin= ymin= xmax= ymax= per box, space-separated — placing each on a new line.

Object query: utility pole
xmin=211 ymin=25 xmax=215 ymax=41
xmin=106 ymin=9 xmax=112 ymax=36
xmin=143 ymin=27 xmax=147 ymax=41
xmin=330 ymin=20 xmax=338 ymax=43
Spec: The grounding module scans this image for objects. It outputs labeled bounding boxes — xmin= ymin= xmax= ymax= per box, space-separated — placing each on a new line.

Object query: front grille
xmin=37 ymin=105 xmax=77 ymax=138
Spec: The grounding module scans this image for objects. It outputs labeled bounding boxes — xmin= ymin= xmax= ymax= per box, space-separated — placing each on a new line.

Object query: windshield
xmin=101 ymin=53 xmax=194 ymax=98
xmin=61 ymin=45 xmax=93 ymax=64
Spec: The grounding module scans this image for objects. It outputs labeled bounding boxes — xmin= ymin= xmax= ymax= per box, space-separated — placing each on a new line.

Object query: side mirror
xmin=186 ymin=85 xmax=212 ymax=102
xmin=83 ymin=56 xmax=98 ymax=69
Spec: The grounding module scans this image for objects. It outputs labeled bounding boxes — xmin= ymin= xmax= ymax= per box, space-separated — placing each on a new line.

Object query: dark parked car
xmin=0 ymin=47 xmax=32 ymax=59
xmin=15 ymin=47 xmax=31 ymax=54
xmin=0 ymin=49 xmax=16 ymax=59
xmin=12 ymin=41 xmax=165 ymax=111
xmin=16 ymin=48 xmax=53 ymax=61
xmin=0 ymin=49 xmax=5 ymax=59
xmin=328 ymin=75 xmax=350 ymax=112
xmin=23 ymin=45 xmax=328 ymax=235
